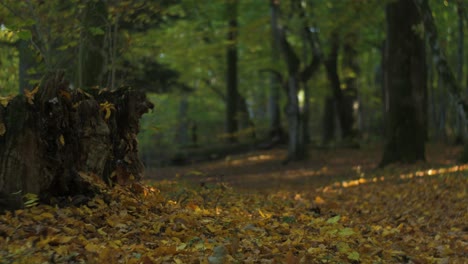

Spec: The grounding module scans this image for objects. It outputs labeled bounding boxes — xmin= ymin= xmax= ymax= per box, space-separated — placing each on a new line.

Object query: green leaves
xmin=88 ymin=27 xmax=105 ymax=36
xmin=326 ymin=215 xmax=341 ymax=224
xmin=17 ymin=30 xmax=32 ymax=40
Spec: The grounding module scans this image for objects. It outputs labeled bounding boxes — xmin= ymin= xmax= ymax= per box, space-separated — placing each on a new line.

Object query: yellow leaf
xmin=58 ymin=89 xmax=71 ymax=100
xmin=56 ymin=236 xmax=74 ymax=243
xmin=40 ymin=212 xmax=54 ymax=219
xmin=59 ymin=135 xmax=65 ymax=145
xmin=206 ymin=224 xmax=217 ymax=233
xmin=314 ymin=196 xmax=326 ymax=204
xmin=99 ymin=101 xmax=116 ymax=121
xmin=98 ymin=228 xmax=107 ymax=236
xmin=24 ymin=86 xmax=39 ymax=105
xmin=0 ymin=96 xmax=12 ymax=107
xmin=176 ymin=243 xmax=187 ymax=251
xmin=348 ymin=251 xmax=360 ymax=261
xmin=326 ymin=215 xmax=341 ymax=224
xmin=85 ymin=243 xmax=102 ymax=253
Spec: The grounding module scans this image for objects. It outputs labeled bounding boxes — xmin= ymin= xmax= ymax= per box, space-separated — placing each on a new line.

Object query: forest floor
xmin=0 ymin=144 xmax=467 ymax=263
xmin=148 ymin=143 xmax=462 ymax=192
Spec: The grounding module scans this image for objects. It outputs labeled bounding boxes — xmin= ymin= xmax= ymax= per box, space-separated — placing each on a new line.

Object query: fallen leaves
xmin=0 ymin=170 xmax=466 ymax=263
xmin=99 ymin=101 xmax=116 ymax=121
xmin=24 ymin=86 xmax=39 ymax=105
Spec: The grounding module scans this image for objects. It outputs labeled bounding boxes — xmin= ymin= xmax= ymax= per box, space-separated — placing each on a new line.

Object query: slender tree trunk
xmin=237 ymin=94 xmax=252 ymax=131
xmin=302 ymin=83 xmax=310 ymax=144
xmin=277 ymin=26 xmax=305 ymax=161
xmin=301 ymin=32 xmax=310 ymax=144
xmin=380 ymin=0 xmax=427 ymax=167
xmin=286 ymin=76 xmax=304 ymax=160
xmin=454 ymin=1 xmax=466 ymax=144
xmin=427 ymin=36 xmax=436 ymax=140
xmin=225 ymin=0 xmax=239 ymax=143
xmin=438 ymin=76 xmax=448 ymax=142
xmin=322 ymin=96 xmax=336 ymax=144
xmin=268 ymin=0 xmax=283 ymax=140
xmin=457 ymin=2 xmax=465 ymax=86
xmin=175 ymin=96 xmax=190 ymax=146
xmin=381 ymin=40 xmax=388 ymax=138
xmin=342 ymin=32 xmax=360 ymax=146
xmin=324 ymin=32 xmax=354 ymax=140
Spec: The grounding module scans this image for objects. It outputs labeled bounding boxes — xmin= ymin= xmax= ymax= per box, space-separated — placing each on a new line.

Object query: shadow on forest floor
xmin=146 ymin=143 xmax=463 ymax=192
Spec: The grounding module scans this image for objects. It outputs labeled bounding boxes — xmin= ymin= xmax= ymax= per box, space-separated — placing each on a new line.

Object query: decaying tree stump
xmin=0 ymin=72 xmax=154 ymax=211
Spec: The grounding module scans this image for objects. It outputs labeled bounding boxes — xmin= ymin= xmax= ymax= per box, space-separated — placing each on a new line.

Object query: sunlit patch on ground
xmin=334 ymin=164 xmax=468 ymax=189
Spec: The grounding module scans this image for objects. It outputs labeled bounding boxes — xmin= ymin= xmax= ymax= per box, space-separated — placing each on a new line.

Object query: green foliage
xmin=0 ymin=0 xmax=466 ymax=157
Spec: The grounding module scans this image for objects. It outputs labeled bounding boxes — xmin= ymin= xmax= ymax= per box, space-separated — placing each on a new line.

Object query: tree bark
xmin=454 ymin=1 xmax=466 ymax=144
xmin=322 ymin=96 xmax=336 ymax=144
xmin=268 ymin=0 xmax=284 ymax=141
xmin=324 ymin=32 xmax=352 ymax=140
xmin=175 ymin=96 xmax=190 ymax=146
xmin=342 ymin=32 xmax=360 ymax=146
xmin=0 ymin=72 xmax=153 ymax=211
xmin=380 ymin=0 xmax=427 ymax=167
xmin=457 ymin=1 xmax=465 ymax=86
xmin=225 ymin=0 xmax=239 ymax=143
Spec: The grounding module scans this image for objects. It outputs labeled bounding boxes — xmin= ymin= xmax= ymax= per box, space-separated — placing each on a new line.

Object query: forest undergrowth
xmin=0 ymin=148 xmax=467 ymax=263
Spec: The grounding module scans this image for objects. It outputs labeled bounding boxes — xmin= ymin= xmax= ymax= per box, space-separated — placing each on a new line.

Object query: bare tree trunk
xmin=454 ymin=2 xmax=466 ymax=144
xmin=342 ymin=32 xmax=360 ymax=146
xmin=268 ymin=0 xmax=283 ymax=140
xmin=285 ymin=76 xmax=304 ymax=160
xmin=380 ymin=0 xmax=427 ymax=167
xmin=175 ymin=96 xmax=190 ymax=146
xmin=322 ymin=96 xmax=336 ymax=144
xmin=324 ymin=32 xmax=354 ymax=140
xmin=457 ymin=2 xmax=465 ymax=86
xmin=225 ymin=0 xmax=239 ymax=143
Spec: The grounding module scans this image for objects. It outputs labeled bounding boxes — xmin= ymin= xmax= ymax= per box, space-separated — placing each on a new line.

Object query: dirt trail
xmin=146 ymin=144 xmax=462 ymax=191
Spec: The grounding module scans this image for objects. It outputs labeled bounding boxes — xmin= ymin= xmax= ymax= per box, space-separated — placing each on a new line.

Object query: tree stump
xmin=0 ymin=72 xmax=154 ymax=211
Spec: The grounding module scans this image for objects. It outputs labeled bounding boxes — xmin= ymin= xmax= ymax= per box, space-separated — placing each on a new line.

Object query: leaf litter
xmin=0 ymin=168 xmax=466 ymax=263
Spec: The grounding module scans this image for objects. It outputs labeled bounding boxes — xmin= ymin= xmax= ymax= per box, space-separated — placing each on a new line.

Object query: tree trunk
xmin=285 ymin=76 xmax=304 ymax=161
xmin=237 ymin=94 xmax=250 ymax=131
xmin=175 ymin=96 xmax=190 ymax=147
xmin=0 ymin=72 xmax=153 ymax=211
xmin=225 ymin=1 xmax=239 ymax=143
xmin=454 ymin=2 xmax=465 ymax=144
xmin=457 ymin=2 xmax=465 ymax=86
xmin=342 ymin=32 xmax=360 ymax=146
xmin=322 ymin=96 xmax=336 ymax=144
xmin=324 ymin=32 xmax=355 ymax=141
xmin=301 ymin=83 xmax=310 ymax=144
xmin=268 ymin=0 xmax=284 ymax=141
xmin=380 ymin=0 xmax=427 ymax=167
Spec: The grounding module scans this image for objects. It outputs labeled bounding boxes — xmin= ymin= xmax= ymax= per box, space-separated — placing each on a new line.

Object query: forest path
xmin=146 ymin=143 xmax=462 ymax=192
